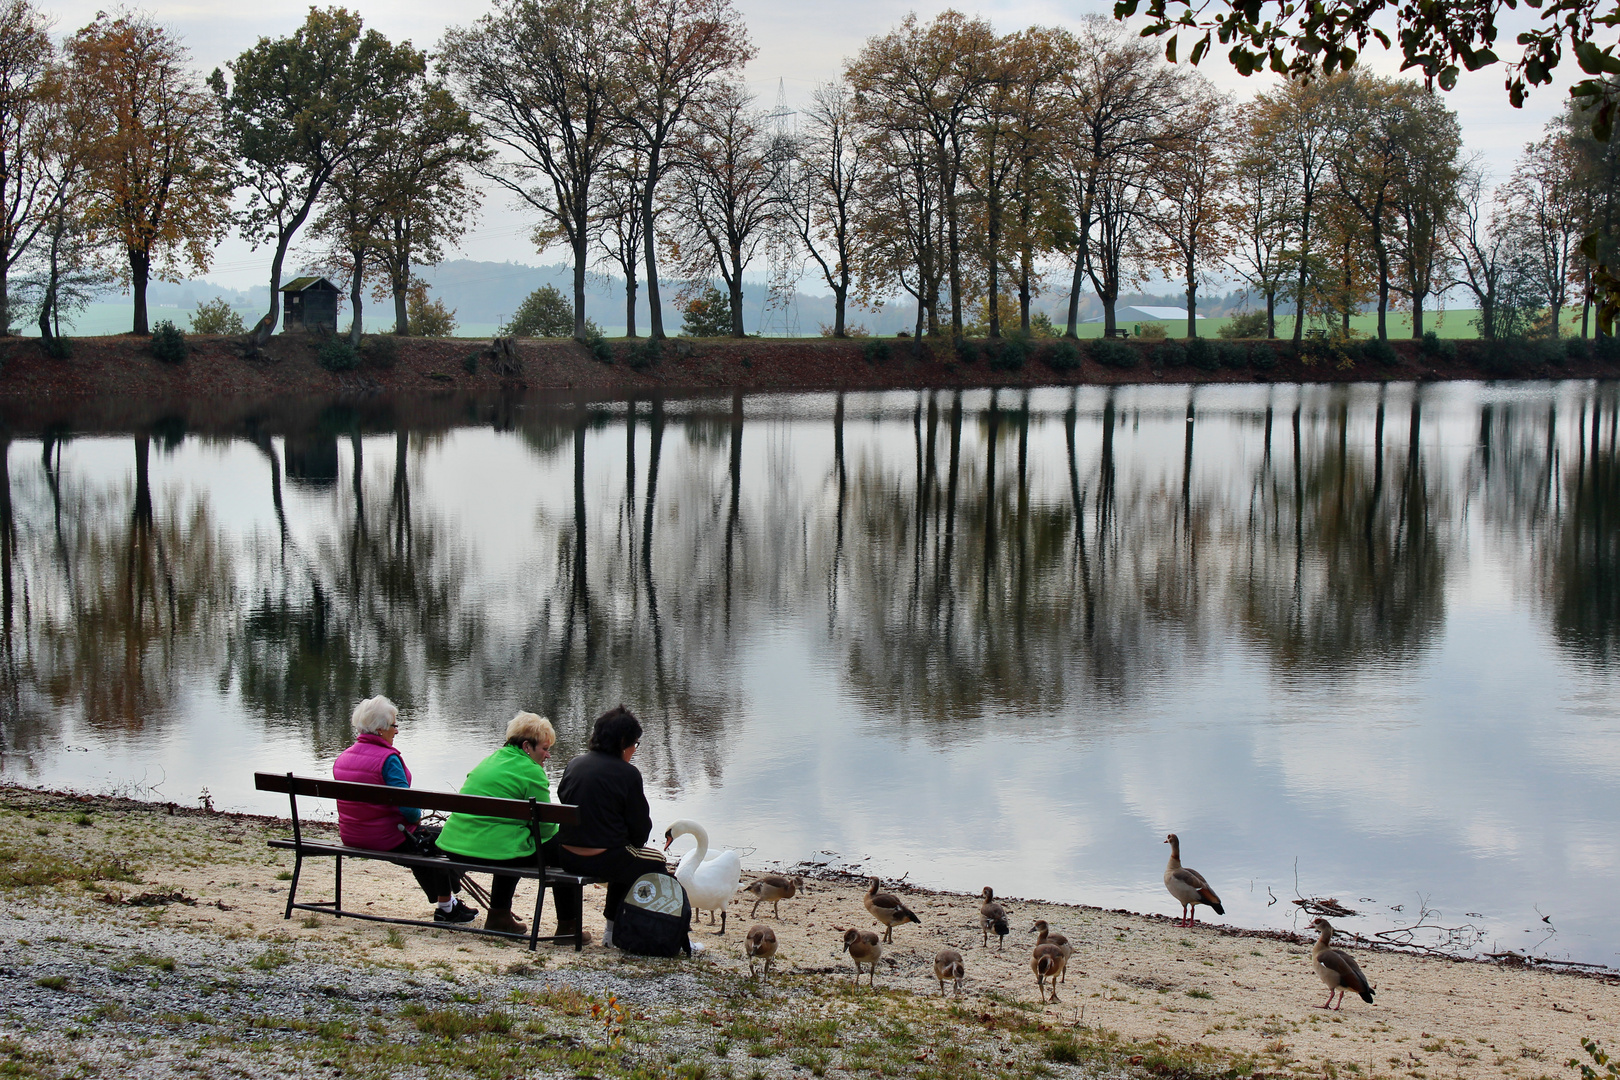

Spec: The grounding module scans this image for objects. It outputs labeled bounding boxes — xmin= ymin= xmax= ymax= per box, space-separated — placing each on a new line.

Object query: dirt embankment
xmin=0 ymin=331 xmax=1614 ymax=409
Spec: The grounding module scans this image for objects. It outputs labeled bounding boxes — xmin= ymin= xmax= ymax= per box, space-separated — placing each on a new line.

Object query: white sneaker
xmin=601 ymin=920 xmax=613 ymax=948
xmin=689 ymin=940 xmax=705 ymax=954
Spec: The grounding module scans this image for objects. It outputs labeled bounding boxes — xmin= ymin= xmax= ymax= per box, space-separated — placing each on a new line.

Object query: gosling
xmin=842 ymin=928 xmax=883 ymax=986
xmin=979 ymin=886 xmax=1009 ymax=949
xmin=863 ymin=878 xmax=921 ymax=943
xmin=744 ymin=923 xmax=778 ymax=981
xmin=933 ymin=948 xmax=965 ymax=997
xmin=1030 ymin=920 xmax=1073 ymax=983
xmin=1031 ymin=942 xmax=1067 ymax=1003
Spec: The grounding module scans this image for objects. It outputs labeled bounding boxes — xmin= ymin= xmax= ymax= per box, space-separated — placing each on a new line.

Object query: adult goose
xmin=1031 ymin=942 xmax=1067 ymax=1003
xmin=843 ymin=928 xmax=883 ymax=986
xmin=934 ymin=948 xmax=965 ymax=997
xmin=744 ymin=874 xmax=804 ymax=919
xmin=1030 ymin=920 xmax=1073 ymax=982
xmin=1163 ymin=833 xmax=1224 ymax=927
xmin=744 ymin=923 xmax=778 ymax=981
xmin=665 ymin=820 xmax=743 ymax=934
xmin=1310 ymin=918 xmax=1375 ymax=1010
xmin=864 ymin=878 xmax=921 ymax=943
xmin=979 ymin=886 xmax=1010 ymax=949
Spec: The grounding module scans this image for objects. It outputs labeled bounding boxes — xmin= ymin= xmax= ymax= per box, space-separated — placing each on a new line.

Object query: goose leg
xmin=772 ymin=900 xmax=780 ymax=919
xmin=714 ymin=909 xmax=726 ymax=936
xmin=751 ymin=898 xmax=761 ymax=918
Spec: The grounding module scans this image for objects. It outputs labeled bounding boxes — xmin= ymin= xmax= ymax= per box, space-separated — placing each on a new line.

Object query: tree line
xmin=0 ymin=0 xmax=1614 ymax=349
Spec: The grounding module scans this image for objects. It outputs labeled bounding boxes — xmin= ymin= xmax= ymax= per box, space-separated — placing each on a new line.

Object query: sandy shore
xmin=2 ymin=785 xmax=1615 ymax=1080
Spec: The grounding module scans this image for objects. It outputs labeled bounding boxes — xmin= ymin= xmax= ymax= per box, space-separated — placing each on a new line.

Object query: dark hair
xmin=588 ymin=705 xmax=642 ymax=755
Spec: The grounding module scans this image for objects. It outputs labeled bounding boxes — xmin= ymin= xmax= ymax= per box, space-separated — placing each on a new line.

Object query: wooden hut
xmin=279 ymin=277 xmax=340 ymax=335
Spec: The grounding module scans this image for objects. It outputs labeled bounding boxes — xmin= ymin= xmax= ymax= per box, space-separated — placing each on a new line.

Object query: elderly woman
xmin=436 ymin=712 xmax=586 ymax=941
xmin=544 ymin=705 xmax=670 ymax=948
xmin=331 ymin=696 xmax=477 ymax=924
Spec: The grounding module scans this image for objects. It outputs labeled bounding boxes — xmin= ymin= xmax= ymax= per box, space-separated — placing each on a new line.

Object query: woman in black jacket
xmin=545 ymin=705 xmax=670 ymax=947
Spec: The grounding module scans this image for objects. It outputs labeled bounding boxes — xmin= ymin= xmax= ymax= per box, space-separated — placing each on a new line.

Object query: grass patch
xmin=0 ymin=843 xmax=139 ymax=888
xmin=1186 ymin=988 xmax=1213 ymax=999
xmin=410 ymin=1007 xmax=514 ymax=1039
xmin=249 ymin=948 xmax=293 ymax=971
xmin=34 ymin=975 xmax=68 ymax=990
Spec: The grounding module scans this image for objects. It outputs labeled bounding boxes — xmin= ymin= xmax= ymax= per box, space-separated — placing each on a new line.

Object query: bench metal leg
xmin=529 ymin=882 xmax=542 ymax=951
xmin=284 ymin=849 xmax=302 ymax=921
xmin=334 ymin=855 xmax=342 ymax=918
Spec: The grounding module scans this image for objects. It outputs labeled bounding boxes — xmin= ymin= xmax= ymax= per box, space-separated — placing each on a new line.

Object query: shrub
xmin=1137 ymin=322 xmax=1167 ymax=340
xmin=1216 ymin=341 xmax=1247 ymax=369
xmin=501 ymin=284 xmax=574 ymax=337
xmin=987 ymin=336 xmax=1027 ymax=371
xmin=462 ymin=351 xmax=478 ymax=374
xmin=151 ymin=320 xmax=187 ymax=364
xmin=582 ymin=328 xmax=613 ymax=363
xmin=361 ymin=334 xmax=397 ymax=369
xmin=1089 ymin=338 xmax=1137 ymax=368
xmin=1595 ymin=334 xmax=1620 ymax=362
xmin=1029 ymin=310 xmax=1060 ymax=337
xmin=627 ymin=337 xmax=662 ymax=371
xmin=1419 ymin=330 xmax=1456 ymax=360
xmin=1565 ymin=336 xmax=1590 ymax=363
xmin=1251 ymin=344 xmax=1278 ymax=370
xmin=954 ymin=337 xmax=979 ymax=364
xmin=862 ymin=338 xmax=891 ymax=364
xmin=1218 ymin=310 xmax=1268 ymax=339
xmin=317 ymin=337 xmax=359 ymax=372
xmin=189 ymin=297 xmax=246 ymax=335
xmin=681 ymin=286 xmax=733 ymax=338
xmin=1155 ymin=340 xmax=1186 ymax=368
xmin=1364 ymin=337 xmax=1399 ymax=367
xmin=406 ymin=283 xmax=457 ymax=337
xmin=1046 ymin=338 xmax=1081 ymax=372
xmin=1186 ymin=336 xmax=1217 ymax=371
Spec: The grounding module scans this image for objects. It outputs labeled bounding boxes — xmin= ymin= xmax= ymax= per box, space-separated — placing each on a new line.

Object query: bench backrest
xmin=254 ymin=771 xmax=580 ymax=826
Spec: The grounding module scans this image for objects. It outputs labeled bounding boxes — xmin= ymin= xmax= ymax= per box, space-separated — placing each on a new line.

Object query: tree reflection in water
xmin=4 ymin=383 xmax=1620 ymax=785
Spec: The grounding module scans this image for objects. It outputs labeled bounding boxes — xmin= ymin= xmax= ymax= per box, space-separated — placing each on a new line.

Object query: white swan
xmin=664 ymin=819 xmax=743 ymax=935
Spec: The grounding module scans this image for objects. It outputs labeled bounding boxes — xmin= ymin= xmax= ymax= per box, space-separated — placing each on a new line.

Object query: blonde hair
xmin=505 ymin=711 xmax=555 ymax=749
xmin=351 ymin=696 xmax=399 ymax=735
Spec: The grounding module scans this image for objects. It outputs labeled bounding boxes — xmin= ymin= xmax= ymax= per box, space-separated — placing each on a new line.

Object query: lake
xmin=0 ymin=380 xmax=1616 ymax=965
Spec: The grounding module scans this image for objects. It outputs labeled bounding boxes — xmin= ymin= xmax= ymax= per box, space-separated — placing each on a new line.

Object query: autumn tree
xmin=211 ymin=7 xmax=422 ymax=347
xmin=1250 ymin=76 xmax=1335 ymax=344
xmin=442 ymin=0 xmax=619 ymax=340
xmin=1057 ymin=16 xmax=1193 ymax=337
xmin=1500 ymin=129 xmax=1585 ymax=336
xmin=64 ymin=12 xmax=230 ymax=336
xmin=1325 ymin=71 xmax=1402 ymax=339
xmin=847 ymin=10 xmax=999 ymax=339
xmin=611 ymin=0 xmax=753 ymax=340
xmin=314 ymin=79 xmax=484 ymax=341
xmin=1226 ymin=106 xmax=1295 ymax=338
xmin=1448 ymin=165 xmax=1511 ymax=339
xmin=664 ymin=83 xmax=782 ymax=337
xmin=1149 ymin=80 xmax=1231 ymax=337
xmin=784 ymin=82 xmax=866 ymax=338
xmin=853 ymin=120 xmax=943 ymax=340
xmin=1001 ymin=26 xmax=1074 ymax=336
xmin=1387 ymin=90 xmax=1462 ymax=338
xmin=0 ymin=0 xmax=57 ymax=335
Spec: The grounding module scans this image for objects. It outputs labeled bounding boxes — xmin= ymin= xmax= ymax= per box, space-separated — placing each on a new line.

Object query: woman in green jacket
xmin=438 ymin=712 xmax=584 ymax=940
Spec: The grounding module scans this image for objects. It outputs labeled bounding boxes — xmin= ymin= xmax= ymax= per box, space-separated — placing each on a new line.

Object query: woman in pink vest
xmin=331 ymin=695 xmax=477 ymax=923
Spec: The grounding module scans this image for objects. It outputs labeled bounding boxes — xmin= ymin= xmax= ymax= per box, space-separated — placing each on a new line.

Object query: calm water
xmin=1 ymin=382 xmax=1618 ymax=964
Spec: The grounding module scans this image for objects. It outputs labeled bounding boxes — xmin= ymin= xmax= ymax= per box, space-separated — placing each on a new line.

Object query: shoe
xmin=601 ymin=919 xmax=614 ymax=948
xmin=689 ymin=940 xmax=705 ymax=955
xmin=484 ymin=908 xmax=528 ymax=935
xmin=434 ymin=898 xmax=479 ymax=924
xmin=551 ymin=921 xmax=594 ymax=946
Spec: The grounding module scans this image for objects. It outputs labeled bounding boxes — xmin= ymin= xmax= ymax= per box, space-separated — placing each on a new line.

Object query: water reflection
xmin=1 ymin=383 xmax=1618 ymax=962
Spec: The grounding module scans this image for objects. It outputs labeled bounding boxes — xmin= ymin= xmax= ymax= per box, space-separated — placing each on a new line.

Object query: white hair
xmin=351 ymin=695 xmax=399 ymax=735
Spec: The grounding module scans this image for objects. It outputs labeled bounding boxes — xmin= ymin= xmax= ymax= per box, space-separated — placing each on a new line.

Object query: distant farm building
xmin=279 ymin=277 xmax=340 ymax=335
xmin=1084 ymin=306 xmax=1203 ymax=323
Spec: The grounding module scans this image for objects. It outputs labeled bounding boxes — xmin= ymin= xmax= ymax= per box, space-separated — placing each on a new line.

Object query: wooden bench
xmin=254 ymin=771 xmax=599 ymax=951
xmin=1105 ymin=328 xmax=1131 ymax=340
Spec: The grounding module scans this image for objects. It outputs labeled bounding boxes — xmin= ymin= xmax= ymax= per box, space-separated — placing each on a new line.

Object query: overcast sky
xmin=37 ymin=0 xmax=1590 ymax=293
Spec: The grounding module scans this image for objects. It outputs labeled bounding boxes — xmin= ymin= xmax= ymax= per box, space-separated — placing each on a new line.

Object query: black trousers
xmin=384 ymin=839 xmax=455 ymax=903
xmin=542 ymin=840 xmax=669 ymax=923
xmin=447 ymin=852 xmax=540 ymax=912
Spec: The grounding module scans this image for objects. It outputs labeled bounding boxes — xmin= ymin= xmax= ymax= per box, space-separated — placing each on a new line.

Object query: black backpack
xmin=614 ymin=872 xmax=692 ymax=957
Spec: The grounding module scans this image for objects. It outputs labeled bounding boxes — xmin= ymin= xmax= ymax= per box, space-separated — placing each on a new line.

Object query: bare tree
xmin=596 ymin=148 xmax=647 ymax=336
xmin=1388 ymin=89 xmax=1463 ymax=338
xmin=612 ymin=0 xmax=753 ymax=340
xmin=1500 ymin=131 xmax=1584 ymax=337
xmin=0 ymin=0 xmax=56 ymax=335
xmin=442 ymin=0 xmax=620 ymax=340
xmin=1149 ymin=81 xmax=1231 ymax=338
xmin=1056 ymin=16 xmax=1193 ymax=337
xmin=1448 ymin=164 xmax=1511 ymax=339
xmin=664 ymin=84 xmax=782 ymax=337
xmin=1227 ymin=104 xmax=1296 ymax=338
xmin=847 ymin=10 xmax=998 ymax=339
xmin=1250 ymin=75 xmax=1335 ymax=344
xmin=785 ymin=82 xmax=866 ymax=338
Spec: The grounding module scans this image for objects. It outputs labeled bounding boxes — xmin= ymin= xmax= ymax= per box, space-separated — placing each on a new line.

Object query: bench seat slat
xmin=254 ymin=771 xmax=579 ymax=825
xmin=264 ymin=838 xmax=594 ymax=886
